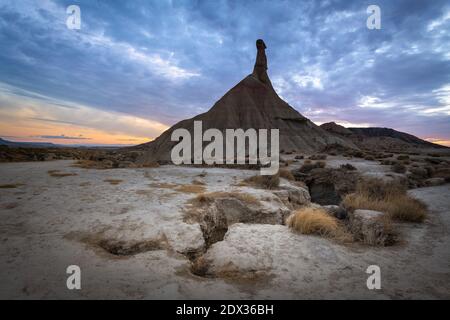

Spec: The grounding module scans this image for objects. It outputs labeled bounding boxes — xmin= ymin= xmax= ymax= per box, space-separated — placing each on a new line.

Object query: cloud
xmin=35 ymin=135 xmax=91 ymax=140
xmin=0 ymin=82 xmax=169 ymax=144
xmin=0 ymin=0 xmax=449 ymax=145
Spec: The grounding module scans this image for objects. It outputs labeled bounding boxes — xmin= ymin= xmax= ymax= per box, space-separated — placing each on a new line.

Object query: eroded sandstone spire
xmin=252 ymin=39 xmax=272 ymax=86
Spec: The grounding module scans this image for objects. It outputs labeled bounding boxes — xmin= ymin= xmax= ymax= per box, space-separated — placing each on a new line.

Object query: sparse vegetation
xmin=190 ymin=256 xmax=211 ymax=277
xmin=391 ymin=163 xmax=406 ymax=173
xmin=241 ymin=174 xmax=280 ymax=189
xmin=286 ymin=207 xmax=349 ymax=241
xmin=308 ymin=154 xmax=327 ymax=160
xmin=142 ymin=162 xmax=160 ymax=168
xmin=149 ymin=182 xmax=179 ymax=189
xmin=397 ymin=155 xmax=410 ymax=161
xmin=176 ymin=184 xmax=206 ymax=194
xmin=195 ymin=191 xmax=259 ymax=206
xmin=279 ymin=168 xmax=295 ymax=181
xmin=0 ymin=183 xmax=23 ymax=188
xmin=299 ymin=160 xmax=326 ymax=173
xmin=48 ymin=170 xmax=77 ymax=178
xmin=104 ymin=179 xmax=123 ymax=185
xmin=340 ymin=163 xmax=356 ymax=171
xmin=343 ymin=178 xmax=427 ymax=223
xmin=73 ymin=160 xmax=112 ymax=169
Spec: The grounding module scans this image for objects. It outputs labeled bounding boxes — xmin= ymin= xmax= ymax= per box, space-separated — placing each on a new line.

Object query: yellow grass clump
xmin=176 ymin=184 xmax=206 ymax=194
xmin=286 ymin=207 xmax=340 ymax=237
xmin=104 ymin=179 xmax=123 ymax=185
xmin=48 ymin=170 xmax=77 ymax=178
xmin=279 ymin=168 xmax=295 ymax=181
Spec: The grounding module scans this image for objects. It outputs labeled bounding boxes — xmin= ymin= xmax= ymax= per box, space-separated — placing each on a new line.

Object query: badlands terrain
xmin=1 ymin=151 xmax=449 ymax=299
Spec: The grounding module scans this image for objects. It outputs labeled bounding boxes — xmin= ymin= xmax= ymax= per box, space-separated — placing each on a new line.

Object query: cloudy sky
xmin=0 ymin=0 xmax=449 ymax=146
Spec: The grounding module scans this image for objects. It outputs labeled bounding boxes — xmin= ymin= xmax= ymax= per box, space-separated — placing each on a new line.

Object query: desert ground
xmin=0 ymin=156 xmax=449 ymax=299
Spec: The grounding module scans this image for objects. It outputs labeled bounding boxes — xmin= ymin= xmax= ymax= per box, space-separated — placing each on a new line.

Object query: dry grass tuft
xmin=48 ymin=170 xmax=78 ymax=178
xmin=241 ymin=174 xmax=280 ymax=189
xmin=279 ymin=168 xmax=295 ymax=181
xmin=0 ymin=183 xmax=23 ymax=188
xmin=176 ymin=184 xmax=206 ymax=194
xmin=149 ymin=182 xmax=179 ymax=189
xmin=391 ymin=163 xmax=406 ymax=173
xmin=142 ymin=162 xmax=160 ymax=168
xmin=287 ymin=207 xmax=342 ymax=238
xmin=299 ymin=161 xmax=326 ymax=173
xmin=73 ymin=160 xmax=111 ymax=169
xmin=104 ymin=179 xmax=123 ymax=185
xmin=190 ymin=256 xmax=211 ymax=277
xmin=194 ymin=191 xmax=259 ymax=206
xmin=343 ymin=178 xmax=427 ymax=223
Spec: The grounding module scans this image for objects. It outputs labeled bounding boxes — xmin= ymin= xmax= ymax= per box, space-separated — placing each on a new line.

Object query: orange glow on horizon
xmin=0 ymin=118 xmax=155 ymax=146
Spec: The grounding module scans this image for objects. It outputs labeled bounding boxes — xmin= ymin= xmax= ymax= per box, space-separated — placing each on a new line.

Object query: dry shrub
xmin=355 ymin=177 xmax=406 ymax=201
xmin=104 ymin=179 xmax=123 ymax=185
xmin=279 ymin=168 xmax=295 ymax=181
xmin=190 ymin=256 xmax=211 ymax=277
xmin=343 ymin=178 xmax=426 ymax=223
xmin=176 ymin=184 xmax=206 ymax=194
xmin=340 ymin=163 xmax=356 ymax=171
xmin=73 ymin=160 xmax=111 ymax=169
xmin=48 ymin=170 xmax=77 ymax=178
xmin=0 ymin=184 xmax=23 ymax=188
xmin=142 ymin=162 xmax=160 ymax=168
xmin=397 ymin=155 xmax=410 ymax=160
xmin=299 ymin=160 xmax=326 ymax=173
xmin=195 ymin=191 xmax=259 ymax=206
xmin=387 ymin=197 xmax=427 ymax=222
xmin=287 ymin=207 xmax=342 ymax=238
xmin=149 ymin=182 xmax=178 ymax=189
xmin=391 ymin=163 xmax=406 ymax=173
xmin=241 ymin=174 xmax=280 ymax=189
xmin=309 ymin=154 xmax=327 ymax=160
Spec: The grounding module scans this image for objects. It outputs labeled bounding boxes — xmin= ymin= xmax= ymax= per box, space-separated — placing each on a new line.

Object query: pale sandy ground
xmin=0 ymin=160 xmax=449 ymax=299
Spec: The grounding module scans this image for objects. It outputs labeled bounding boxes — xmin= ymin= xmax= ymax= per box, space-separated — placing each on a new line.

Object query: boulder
xmin=323 ymin=205 xmax=348 ymax=220
xmin=349 ymin=209 xmax=396 ymax=246
xmin=273 ymin=181 xmax=311 ymax=209
xmin=197 ymin=191 xmax=292 ymax=246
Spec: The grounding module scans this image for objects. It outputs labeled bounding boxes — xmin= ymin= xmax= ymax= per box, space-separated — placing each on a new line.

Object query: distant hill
xmin=0 ymin=138 xmax=59 ymax=148
xmin=320 ymin=122 xmax=447 ymax=151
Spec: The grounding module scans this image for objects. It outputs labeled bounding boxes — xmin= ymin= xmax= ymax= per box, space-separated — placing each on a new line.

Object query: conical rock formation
xmin=138 ymin=40 xmax=355 ymax=164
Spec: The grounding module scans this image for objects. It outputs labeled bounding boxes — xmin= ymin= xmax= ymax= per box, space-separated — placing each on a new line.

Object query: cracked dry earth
xmin=0 ymin=160 xmax=449 ymax=299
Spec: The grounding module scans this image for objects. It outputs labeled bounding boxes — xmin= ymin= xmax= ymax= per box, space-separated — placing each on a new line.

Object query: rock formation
xmin=137 ymin=40 xmax=355 ymax=165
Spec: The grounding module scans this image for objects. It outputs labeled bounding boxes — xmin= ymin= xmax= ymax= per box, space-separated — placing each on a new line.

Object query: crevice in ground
xmin=65 ymin=230 xmax=168 ymax=257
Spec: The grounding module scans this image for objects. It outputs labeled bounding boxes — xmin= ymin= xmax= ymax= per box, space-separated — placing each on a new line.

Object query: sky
xmin=0 ymin=0 xmax=449 ymax=146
